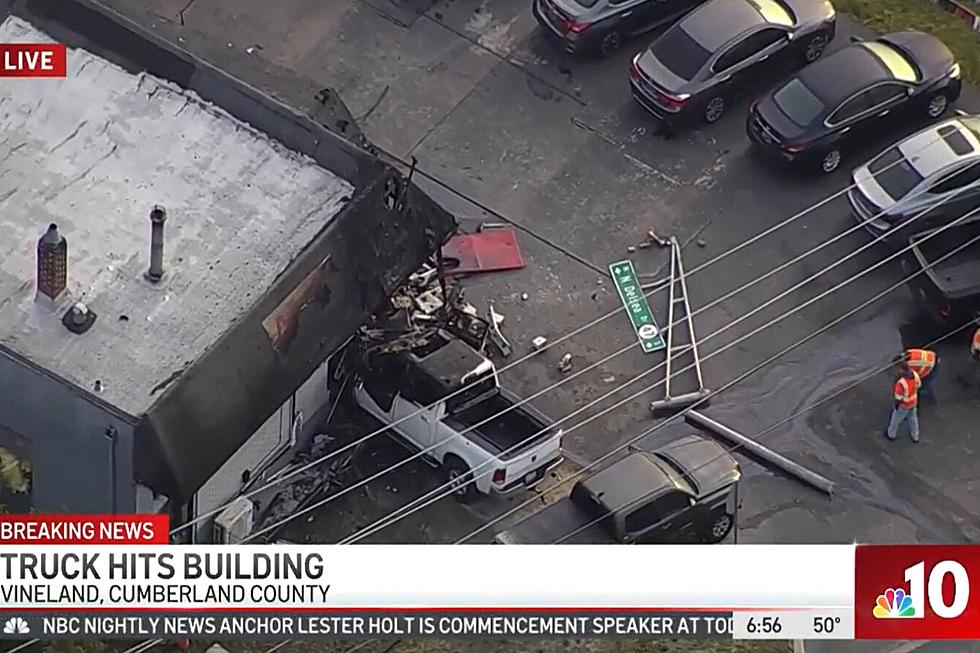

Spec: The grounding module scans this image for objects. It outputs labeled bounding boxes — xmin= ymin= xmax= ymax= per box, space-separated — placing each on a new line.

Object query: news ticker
xmin=0 ymin=516 xmax=978 ymax=641
xmin=0 ymin=611 xmax=850 ymax=640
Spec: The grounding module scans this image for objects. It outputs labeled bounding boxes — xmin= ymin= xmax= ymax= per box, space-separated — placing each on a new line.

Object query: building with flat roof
xmin=0 ymin=0 xmax=455 ymax=534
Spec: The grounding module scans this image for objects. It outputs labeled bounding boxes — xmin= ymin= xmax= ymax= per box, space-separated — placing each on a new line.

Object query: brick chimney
xmin=36 ymin=223 xmax=67 ymax=301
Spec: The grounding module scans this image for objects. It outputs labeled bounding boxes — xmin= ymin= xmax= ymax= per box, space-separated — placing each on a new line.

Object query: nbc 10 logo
xmin=873 ymin=561 xmax=970 ymax=619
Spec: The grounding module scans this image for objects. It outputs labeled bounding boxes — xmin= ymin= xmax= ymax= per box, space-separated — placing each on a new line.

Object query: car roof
xmin=577 ymin=452 xmax=677 ymax=514
xmin=653 ymin=434 xmax=741 ymax=496
xmin=898 ymin=119 xmax=980 ymax=180
xmin=682 ymin=0 xmax=768 ymax=52
xmin=798 ymin=43 xmax=895 ymax=107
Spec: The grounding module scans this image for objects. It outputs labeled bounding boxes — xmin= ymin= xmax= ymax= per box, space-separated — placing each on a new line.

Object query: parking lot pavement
xmin=114 ymin=0 xmax=980 ymax=558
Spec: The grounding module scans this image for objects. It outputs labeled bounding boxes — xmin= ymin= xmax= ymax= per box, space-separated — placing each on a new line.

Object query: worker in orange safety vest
xmin=905 ymin=348 xmax=937 ymax=401
xmin=886 ymin=357 xmax=920 ymax=443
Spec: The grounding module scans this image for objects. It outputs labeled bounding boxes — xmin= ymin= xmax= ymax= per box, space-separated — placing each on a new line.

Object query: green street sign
xmin=609 ymin=259 xmax=665 ymax=354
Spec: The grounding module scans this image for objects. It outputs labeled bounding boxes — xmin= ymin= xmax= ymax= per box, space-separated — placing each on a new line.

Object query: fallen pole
xmin=686 ymin=410 xmax=835 ymax=496
xmin=649 ymin=389 xmax=711 ymax=414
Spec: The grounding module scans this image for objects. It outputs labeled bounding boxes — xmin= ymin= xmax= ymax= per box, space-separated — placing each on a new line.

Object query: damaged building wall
xmin=2 ymin=0 xmax=457 ymax=511
xmin=137 ymin=170 xmax=450 ymax=503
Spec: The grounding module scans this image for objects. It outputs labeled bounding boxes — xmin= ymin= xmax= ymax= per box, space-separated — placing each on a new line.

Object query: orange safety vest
xmin=894 ymin=371 xmax=921 ymax=409
xmin=906 ymin=349 xmax=936 ymax=377
xmin=972 ymin=328 xmax=980 ymax=355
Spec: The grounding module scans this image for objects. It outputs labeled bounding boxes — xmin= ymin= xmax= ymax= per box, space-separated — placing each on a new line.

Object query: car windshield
xmin=772 ymin=79 xmax=825 ymax=127
xmin=650 ymin=26 xmax=712 ymax=81
xmin=868 ymin=147 xmax=924 ymax=199
xmin=960 ymin=117 xmax=980 ymax=142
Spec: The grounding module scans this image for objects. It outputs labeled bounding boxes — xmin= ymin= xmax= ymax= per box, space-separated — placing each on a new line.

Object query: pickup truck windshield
xmin=651 ymin=454 xmax=698 ymax=495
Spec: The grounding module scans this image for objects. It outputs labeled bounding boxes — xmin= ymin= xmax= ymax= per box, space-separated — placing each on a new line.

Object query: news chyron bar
xmin=0 ymin=516 xmax=977 ymax=641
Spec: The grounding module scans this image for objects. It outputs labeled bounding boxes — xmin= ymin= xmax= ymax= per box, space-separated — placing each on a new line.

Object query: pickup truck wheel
xmin=444 ymin=457 xmax=477 ymax=503
xmin=700 ymin=513 xmax=734 ymax=544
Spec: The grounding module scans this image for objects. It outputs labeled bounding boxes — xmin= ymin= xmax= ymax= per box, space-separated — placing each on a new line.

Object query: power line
xmin=110 ymin=138 xmax=973 ymax=653
xmin=261 ymin=641 xmax=294 ymax=653
xmin=245 ymin=166 xmax=942 ymax=543
xmin=4 ymin=641 xmax=38 ymax=653
xmin=114 ymin=640 xmax=165 ymax=653
xmin=458 ymin=224 xmax=980 ymax=545
xmin=271 ymin=180 xmax=980 ymax=544
xmin=172 ymin=127 xmax=960 ymax=538
xmin=171 ymin=130 xmax=952 ymax=537
xmin=333 ymin=176 xmax=980 ymax=541
xmin=551 ymin=315 xmax=975 ymax=544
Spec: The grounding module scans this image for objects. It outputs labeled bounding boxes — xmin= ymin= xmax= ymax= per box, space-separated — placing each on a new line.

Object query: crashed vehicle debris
xmin=492 ymin=435 xmax=740 ymax=544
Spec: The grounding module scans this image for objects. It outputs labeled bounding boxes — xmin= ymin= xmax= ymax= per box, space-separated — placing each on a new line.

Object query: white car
xmin=849 ymin=113 xmax=980 ymax=241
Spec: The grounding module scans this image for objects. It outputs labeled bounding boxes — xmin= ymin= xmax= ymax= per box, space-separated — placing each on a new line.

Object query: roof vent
xmin=36 ymin=223 xmax=67 ymax=301
xmin=62 ymin=301 xmax=97 ymax=334
xmin=145 ymin=205 xmax=167 ymax=283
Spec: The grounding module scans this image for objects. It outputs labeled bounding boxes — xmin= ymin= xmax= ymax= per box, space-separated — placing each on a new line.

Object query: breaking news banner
xmin=0 ymin=517 xmax=978 ymax=641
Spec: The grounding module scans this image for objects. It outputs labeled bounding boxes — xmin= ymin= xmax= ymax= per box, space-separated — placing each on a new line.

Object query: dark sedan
xmin=629 ymin=0 xmax=837 ymax=133
xmin=532 ymin=0 xmax=705 ymax=57
xmin=748 ymin=31 xmax=963 ymax=174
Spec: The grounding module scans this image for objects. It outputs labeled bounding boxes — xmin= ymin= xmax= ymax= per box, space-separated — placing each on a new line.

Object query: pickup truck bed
xmin=912 ymin=219 xmax=980 ymax=299
xmin=493 ymin=497 xmax=614 ymax=545
xmin=445 ymin=387 xmax=554 ymax=460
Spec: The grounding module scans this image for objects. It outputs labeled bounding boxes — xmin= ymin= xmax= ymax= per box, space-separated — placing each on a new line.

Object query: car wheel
xmin=599 ymin=31 xmax=623 ymax=57
xmin=704 ymin=96 xmax=726 ymax=124
xmin=444 ymin=457 xmax=477 ymax=503
xmin=820 ymin=148 xmax=842 ymax=174
xmin=700 ymin=513 xmax=734 ymax=543
xmin=803 ymin=34 xmax=827 ymax=63
xmin=926 ymin=92 xmax=949 ymax=119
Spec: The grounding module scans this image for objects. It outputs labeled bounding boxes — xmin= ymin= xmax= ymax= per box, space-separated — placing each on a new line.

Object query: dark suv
xmin=533 ymin=0 xmax=706 ymax=57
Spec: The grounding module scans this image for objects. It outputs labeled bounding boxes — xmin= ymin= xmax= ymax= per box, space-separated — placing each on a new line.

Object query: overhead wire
xmin=113 ymin=133 xmax=979 ymax=653
xmin=460 ymin=226 xmax=980 ymax=545
xmin=244 ymin=159 xmax=954 ymax=543
xmin=260 ymin=171 xmax=980 ymax=543
xmin=168 ymin=125 xmax=959 ymax=537
xmin=550 ymin=314 xmax=977 ymax=545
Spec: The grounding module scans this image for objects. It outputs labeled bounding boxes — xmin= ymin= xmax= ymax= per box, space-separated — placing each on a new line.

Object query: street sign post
xmin=609 ymin=259 xmax=665 ymax=354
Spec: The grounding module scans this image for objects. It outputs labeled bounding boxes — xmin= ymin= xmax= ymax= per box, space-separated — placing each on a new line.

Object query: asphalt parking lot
xmin=114 ymin=0 xmax=980 ymax=607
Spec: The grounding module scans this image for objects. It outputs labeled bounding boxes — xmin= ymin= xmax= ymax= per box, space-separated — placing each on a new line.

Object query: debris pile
xmin=357 ymin=259 xmax=514 ymax=361
xmin=252 ymin=428 xmax=361 ymax=540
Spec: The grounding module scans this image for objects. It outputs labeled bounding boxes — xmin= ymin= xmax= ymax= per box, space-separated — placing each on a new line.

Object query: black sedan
xmin=533 ymin=0 xmax=706 ymax=57
xmin=748 ymin=31 xmax=963 ymax=174
xmin=629 ymin=0 xmax=837 ymax=133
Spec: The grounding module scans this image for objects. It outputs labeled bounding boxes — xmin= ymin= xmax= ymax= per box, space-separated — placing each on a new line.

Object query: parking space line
xmin=571 ymin=116 xmax=684 ymax=187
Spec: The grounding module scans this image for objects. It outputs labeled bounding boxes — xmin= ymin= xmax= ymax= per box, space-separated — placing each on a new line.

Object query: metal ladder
xmin=649 ymin=237 xmax=710 ymax=414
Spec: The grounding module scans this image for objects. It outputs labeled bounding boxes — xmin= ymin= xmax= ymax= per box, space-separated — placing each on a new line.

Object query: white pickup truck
xmin=353 ymin=332 xmax=563 ymax=501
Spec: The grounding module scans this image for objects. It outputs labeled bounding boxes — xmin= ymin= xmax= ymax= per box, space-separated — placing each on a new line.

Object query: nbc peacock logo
xmin=873 ymin=587 xmax=916 ymax=619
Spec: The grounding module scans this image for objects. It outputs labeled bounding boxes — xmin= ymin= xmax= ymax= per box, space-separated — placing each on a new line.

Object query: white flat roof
xmin=0 ymin=16 xmax=354 ymax=416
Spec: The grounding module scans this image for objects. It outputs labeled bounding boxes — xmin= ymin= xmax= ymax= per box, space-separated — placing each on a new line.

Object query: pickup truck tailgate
xmin=494 ymin=497 xmax=615 ymax=544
